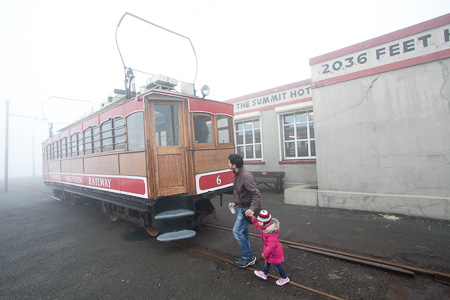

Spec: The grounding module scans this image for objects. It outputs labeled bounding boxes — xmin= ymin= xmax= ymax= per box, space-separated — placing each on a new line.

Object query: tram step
xmin=157 ymin=229 xmax=196 ymax=242
xmin=154 ymin=209 xmax=194 ymax=221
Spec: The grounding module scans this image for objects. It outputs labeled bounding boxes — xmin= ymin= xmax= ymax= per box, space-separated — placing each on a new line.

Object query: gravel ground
xmin=1 ymin=177 xmax=449 ymax=300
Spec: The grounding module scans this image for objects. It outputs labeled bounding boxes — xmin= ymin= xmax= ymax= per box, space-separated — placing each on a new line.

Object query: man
xmin=228 ymin=154 xmax=261 ymax=268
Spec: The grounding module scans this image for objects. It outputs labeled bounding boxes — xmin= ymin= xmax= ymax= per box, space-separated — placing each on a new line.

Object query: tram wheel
xmin=145 ymin=227 xmax=160 ymax=237
xmin=69 ymin=195 xmax=78 ymax=206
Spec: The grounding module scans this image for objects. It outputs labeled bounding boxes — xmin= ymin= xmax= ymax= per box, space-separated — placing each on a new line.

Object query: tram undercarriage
xmin=47 ymin=182 xmax=218 ymax=242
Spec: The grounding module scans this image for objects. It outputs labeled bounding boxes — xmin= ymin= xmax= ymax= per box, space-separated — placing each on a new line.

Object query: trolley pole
xmin=32 ymin=131 xmax=35 ymax=178
xmin=4 ymin=100 xmax=9 ymax=192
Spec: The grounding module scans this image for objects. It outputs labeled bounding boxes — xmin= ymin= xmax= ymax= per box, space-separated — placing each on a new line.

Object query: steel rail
xmin=205 ymin=223 xmax=450 ymax=285
xmin=172 ymin=241 xmax=343 ymax=300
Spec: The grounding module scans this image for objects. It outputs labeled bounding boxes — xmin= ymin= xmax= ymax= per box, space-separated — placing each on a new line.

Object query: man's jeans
xmin=232 ymin=207 xmax=254 ymax=259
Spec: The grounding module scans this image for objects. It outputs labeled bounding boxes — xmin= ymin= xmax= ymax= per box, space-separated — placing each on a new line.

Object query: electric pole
xmin=4 ymin=100 xmax=9 ymax=192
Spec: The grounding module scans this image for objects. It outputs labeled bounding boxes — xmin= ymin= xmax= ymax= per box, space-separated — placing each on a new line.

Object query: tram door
xmin=148 ymin=100 xmax=187 ymax=197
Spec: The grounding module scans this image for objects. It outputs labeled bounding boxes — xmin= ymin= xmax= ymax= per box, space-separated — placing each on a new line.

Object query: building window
xmin=127 ymin=112 xmax=144 ymax=151
xmin=235 ymin=119 xmax=262 ymax=160
xmin=282 ymin=110 xmax=315 ymax=159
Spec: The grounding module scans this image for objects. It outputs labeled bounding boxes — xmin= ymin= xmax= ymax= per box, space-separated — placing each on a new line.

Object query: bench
xmin=252 ymin=171 xmax=285 ymax=194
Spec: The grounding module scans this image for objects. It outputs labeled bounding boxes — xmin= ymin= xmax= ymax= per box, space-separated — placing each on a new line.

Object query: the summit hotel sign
xmin=230 ymin=80 xmax=312 ymax=114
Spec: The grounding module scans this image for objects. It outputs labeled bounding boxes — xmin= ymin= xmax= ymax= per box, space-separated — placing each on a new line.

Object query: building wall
xmin=310 ymin=14 xmax=450 ymax=220
xmin=226 ymin=80 xmax=317 ymax=187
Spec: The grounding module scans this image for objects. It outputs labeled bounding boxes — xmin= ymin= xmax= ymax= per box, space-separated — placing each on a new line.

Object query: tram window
xmin=71 ymin=133 xmax=80 ymax=157
xmin=84 ymin=128 xmax=93 ymax=155
xmin=217 ymin=116 xmax=232 ymax=144
xmin=61 ymin=137 xmax=68 ymax=158
xmin=155 ymin=105 xmax=179 ymax=147
xmin=101 ymin=120 xmax=113 ymax=152
xmin=127 ymin=112 xmax=144 ymax=151
xmin=193 ymin=114 xmax=212 ymax=144
xmin=53 ymin=141 xmax=59 ymax=159
xmin=77 ymin=132 xmax=83 ymax=156
xmin=93 ymin=126 xmax=100 ymax=153
xmin=113 ymin=117 xmax=126 ymax=150
xmin=46 ymin=144 xmax=52 ymax=161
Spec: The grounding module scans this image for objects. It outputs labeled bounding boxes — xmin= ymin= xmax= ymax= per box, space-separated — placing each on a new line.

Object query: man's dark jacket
xmin=232 ymin=167 xmax=261 ymax=212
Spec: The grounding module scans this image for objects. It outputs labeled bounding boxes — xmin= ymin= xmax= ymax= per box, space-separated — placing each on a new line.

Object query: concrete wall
xmin=313 ymin=59 xmax=450 ymax=220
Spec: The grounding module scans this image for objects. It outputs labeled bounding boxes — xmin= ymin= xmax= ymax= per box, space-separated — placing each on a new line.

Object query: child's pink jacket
xmin=251 ymin=217 xmax=284 ymax=264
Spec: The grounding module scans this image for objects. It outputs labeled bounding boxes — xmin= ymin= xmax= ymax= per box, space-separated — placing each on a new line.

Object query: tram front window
xmin=155 ymin=104 xmax=179 ymax=147
xmin=193 ymin=114 xmax=212 ymax=144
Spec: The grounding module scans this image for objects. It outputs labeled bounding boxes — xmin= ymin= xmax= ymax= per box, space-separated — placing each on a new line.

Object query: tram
xmin=42 ymin=74 xmax=235 ymax=241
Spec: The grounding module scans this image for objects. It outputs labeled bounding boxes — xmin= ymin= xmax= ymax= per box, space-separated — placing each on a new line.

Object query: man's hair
xmin=228 ymin=154 xmax=244 ymax=168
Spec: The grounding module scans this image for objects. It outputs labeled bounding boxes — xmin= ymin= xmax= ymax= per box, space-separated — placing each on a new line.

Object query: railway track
xmin=205 ymin=224 xmax=450 ymax=286
xmin=172 ymin=240 xmax=344 ymax=300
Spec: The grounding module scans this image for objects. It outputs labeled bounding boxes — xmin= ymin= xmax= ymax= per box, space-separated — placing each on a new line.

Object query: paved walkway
xmin=212 ymin=185 xmax=450 ymax=275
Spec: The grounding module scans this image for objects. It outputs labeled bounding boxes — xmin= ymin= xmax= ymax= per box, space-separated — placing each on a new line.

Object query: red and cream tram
xmin=42 ymin=75 xmax=235 ymax=241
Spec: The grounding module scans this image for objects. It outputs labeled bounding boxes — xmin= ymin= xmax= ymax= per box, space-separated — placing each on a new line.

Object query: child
xmin=251 ymin=210 xmax=290 ymax=286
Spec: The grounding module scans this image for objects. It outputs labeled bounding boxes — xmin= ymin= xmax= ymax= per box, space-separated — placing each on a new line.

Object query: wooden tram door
xmin=147 ymin=100 xmax=187 ymax=197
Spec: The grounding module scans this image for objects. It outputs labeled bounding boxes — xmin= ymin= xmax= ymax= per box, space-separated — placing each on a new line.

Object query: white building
xmin=227 ymin=14 xmax=450 ymax=220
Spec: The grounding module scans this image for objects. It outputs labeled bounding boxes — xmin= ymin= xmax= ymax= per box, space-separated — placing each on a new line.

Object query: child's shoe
xmin=276 ymin=277 xmax=290 ymax=286
xmin=254 ymin=270 xmax=267 ymax=280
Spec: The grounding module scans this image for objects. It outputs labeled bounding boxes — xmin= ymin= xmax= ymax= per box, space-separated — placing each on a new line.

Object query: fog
xmin=1 ymin=0 xmax=448 ymax=181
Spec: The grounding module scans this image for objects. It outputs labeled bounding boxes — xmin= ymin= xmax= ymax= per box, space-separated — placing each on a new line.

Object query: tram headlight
xmin=201 ymin=85 xmax=210 ymax=98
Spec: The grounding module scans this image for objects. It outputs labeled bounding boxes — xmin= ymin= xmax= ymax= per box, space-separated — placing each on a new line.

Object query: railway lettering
xmin=88 ymin=177 xmax=112 ymax=188
xmin=65 ymin=175 xmax=82 ymax=184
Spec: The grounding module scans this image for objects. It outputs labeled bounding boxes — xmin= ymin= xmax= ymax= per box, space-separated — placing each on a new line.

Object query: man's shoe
xmin=237 ymin=256 xmax=256 ymax=268
xmin=234 ymin=257 xmax=243 ymax=264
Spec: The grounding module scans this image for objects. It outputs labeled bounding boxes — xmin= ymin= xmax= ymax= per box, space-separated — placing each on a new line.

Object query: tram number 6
xmin=322 ymin=52 xmax=367 ymax=74
xmin=216 ymin=175 xmax=222 ymax=186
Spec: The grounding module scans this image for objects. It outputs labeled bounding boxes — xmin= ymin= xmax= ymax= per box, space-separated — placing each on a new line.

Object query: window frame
xmin=281 ymin=109 xmax=315 ymax=160
xmin=192 ymin=113 xmax=214 ymax=148
xmin=60 ymin=137 xmax=68 ymax=158
xmin=101 ymin=117 xmax=126 ymax=152
xmin=234 ymin=118 xmax=262 ymax=161
xmin=70 ymin=132 xmax=81 ymax=157
xmin=126 ymin=111 xmax=145 ymax=151
xmin=216 ymin=115 xmax=234 ymax=147
xmin=52 ymin=140 xmax=59 ymax=159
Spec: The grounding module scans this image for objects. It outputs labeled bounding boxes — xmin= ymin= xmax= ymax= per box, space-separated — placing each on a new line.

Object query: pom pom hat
xmin=257 ymin=210 xmax=272 ymax=224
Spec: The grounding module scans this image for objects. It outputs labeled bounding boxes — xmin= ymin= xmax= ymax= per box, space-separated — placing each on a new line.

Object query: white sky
xmin=0 ymin=0 xmax=449 ymax=179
